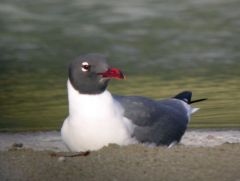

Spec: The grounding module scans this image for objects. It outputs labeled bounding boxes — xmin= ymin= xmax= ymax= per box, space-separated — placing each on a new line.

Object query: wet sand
xmin=1 ymin=143 xmax=240 ymax=181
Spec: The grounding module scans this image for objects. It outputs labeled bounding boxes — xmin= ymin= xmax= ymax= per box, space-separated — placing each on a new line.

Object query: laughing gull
xmin=61 ymin=53 xmax=206 ymax=152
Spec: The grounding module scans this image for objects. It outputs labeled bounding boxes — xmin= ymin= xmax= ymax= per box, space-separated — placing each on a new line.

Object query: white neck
xmin=67 ymin=80 xmax=115 ymax=120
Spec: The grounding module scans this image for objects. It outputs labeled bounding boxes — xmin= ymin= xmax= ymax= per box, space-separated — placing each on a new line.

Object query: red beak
xmin=98 ymin=68 xmax=125 ymax=80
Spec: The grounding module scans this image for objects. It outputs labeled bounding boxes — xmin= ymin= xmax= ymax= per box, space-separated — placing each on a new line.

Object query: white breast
xmin=61 ymin=80 xmax=136 ymax=152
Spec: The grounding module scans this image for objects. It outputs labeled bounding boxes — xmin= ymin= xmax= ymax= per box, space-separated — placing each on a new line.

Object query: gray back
xmin=114 ymin=95 xmax=189 ymax=145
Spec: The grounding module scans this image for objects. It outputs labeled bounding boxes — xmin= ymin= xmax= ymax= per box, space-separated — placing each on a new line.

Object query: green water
xmin=0 ymin=0 xmax=240 ymax=131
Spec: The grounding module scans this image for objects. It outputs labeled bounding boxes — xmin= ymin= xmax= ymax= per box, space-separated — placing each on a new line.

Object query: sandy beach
xmin=0 ymin=144 xmax=240 ymax=181
xmin=0 ymin=130 xmax=240 ymax=181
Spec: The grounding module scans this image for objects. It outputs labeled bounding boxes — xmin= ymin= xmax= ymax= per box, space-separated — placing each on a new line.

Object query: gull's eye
xmin=81 ymin=62 xmax=91 ymax=72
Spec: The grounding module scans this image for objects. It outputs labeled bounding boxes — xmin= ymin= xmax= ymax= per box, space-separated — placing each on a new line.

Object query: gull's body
xmin=61 ymin=54 xmax=206 ymax=152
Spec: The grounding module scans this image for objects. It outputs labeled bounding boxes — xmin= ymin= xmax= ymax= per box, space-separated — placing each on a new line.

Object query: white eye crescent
xmin=81 ymin=62 xmax=90 ymax=72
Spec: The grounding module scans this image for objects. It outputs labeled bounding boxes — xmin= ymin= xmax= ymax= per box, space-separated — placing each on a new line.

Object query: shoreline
xmin=0 ymin=127 xmax=240 ymax=133
xmin=1 ymin=129 xmax=240 ymax=152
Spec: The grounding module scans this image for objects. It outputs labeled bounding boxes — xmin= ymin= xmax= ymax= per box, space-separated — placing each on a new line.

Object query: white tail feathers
xmin=191 ymin=108 xmax=200 ymax=114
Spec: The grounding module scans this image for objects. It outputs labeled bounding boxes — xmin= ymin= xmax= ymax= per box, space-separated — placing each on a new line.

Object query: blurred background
xmin=0 ymin=0 xmax=239 ymax=131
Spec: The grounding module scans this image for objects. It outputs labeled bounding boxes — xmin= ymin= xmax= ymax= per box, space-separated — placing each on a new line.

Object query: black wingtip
xmin=174 ymin=91 xmax=207 ymax=104
xmin=173 ymin=91 xmax=192 ymax=104
xmin=189 ymin=98 xmax=208 ymax=104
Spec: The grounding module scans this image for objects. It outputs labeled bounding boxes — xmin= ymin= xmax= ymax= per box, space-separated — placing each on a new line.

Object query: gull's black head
xmin=69 ymin=53 xmax=125 ymax=94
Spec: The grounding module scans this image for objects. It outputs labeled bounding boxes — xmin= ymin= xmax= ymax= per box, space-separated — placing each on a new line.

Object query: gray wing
xmin=114 ymin=95 xmax=189 ymax=146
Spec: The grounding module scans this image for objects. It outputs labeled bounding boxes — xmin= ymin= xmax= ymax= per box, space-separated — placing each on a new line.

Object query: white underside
xmin=61 ymin=80 xmax=136 ymax=152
